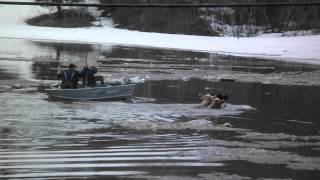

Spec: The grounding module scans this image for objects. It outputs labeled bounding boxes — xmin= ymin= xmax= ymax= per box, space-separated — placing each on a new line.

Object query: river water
xmin=0 ymin=38 xmax=320 ymax=179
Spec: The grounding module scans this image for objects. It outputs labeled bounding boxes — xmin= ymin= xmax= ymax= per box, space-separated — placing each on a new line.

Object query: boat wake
xmin=0 ymin=93 xmax=253 ymax=132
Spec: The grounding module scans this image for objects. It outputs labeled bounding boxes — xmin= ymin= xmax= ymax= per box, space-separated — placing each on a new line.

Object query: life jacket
xmin=64 ymin=71 xmax=75 ymax=80
xmin=62 ymin=70 xmax=76 ymax=89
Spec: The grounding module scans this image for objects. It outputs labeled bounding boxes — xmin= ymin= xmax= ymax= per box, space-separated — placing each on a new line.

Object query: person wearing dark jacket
xmin=57 ymin=64 xmax=82 ymax=89
xmin=81 ymin=66 xmax=98 ymax=87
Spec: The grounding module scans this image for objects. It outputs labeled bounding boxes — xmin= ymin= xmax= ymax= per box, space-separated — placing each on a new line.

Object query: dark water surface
xmin=0 ymin=38 xmax=320 ymax=179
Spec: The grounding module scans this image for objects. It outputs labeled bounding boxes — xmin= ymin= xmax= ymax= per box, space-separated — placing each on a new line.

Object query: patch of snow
xmin=0 ymin=0 xmax=50 ymax=25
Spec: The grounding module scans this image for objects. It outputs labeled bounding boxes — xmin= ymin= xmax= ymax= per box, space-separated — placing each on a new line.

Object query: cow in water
xmin=198 ymin=93 xmax=228 ymax=109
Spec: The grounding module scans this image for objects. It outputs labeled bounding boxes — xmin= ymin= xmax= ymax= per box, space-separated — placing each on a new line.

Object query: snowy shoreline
xmin=1 ymin=2 xmax=320 ymax=65
xmin=2 ymin=36 xmax=320 ymax=66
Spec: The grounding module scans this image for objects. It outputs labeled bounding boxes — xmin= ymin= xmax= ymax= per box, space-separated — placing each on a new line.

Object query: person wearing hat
xmin=57 ymin=64 xmax=82 ymax=89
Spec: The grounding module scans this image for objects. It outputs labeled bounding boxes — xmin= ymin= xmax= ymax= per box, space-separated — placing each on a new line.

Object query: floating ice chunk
xmin=131 ymin=97 xmax=156 ymax=103
xmin=12 ymin=87 xmax=38 ymax=93
xmin=223 ymin=123 xmax=233 ymax=128
xmin=180 ymin=119 xmax=214 ymax=130
xmin=152 ymin=115 xmax=175 ymax=122
xmin=125 ymin=76 xmax=145 ymax=84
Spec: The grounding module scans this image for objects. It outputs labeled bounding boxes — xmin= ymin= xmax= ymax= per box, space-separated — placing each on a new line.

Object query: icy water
xmin=0 ymin=38 xmax=320 ymax=179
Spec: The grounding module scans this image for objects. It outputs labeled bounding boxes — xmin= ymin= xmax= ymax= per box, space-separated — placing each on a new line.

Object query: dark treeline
xmin=31 ymin=0 xmax=95 ymax=27
xmin=99 ymin=0 xmax=214 ymax=35
xmin=99 ymin=0 xmax=320 ymax=36
xmin=32 ymin=0 xmax=320 ymax=36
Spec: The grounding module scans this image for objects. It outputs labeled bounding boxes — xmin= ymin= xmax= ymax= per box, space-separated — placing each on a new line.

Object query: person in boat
xmin=81 ymin=66 xmax=98 ymax=87
xmin=57 ymin=64 xmax=82 ymax=89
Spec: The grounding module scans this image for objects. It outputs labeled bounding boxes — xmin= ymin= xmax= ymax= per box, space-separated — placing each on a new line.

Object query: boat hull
xmin=46 ymin=84 xmax=135 ymax=100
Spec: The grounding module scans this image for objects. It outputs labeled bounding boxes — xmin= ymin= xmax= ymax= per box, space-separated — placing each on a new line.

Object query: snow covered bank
xmin=0 ymin=1 xmax=320 ymax=64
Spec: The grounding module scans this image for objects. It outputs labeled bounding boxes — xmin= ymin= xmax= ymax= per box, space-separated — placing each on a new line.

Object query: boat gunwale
xmin=45 ymin=84 xmax=136 ymax=100
xmin=45 ymin=84 xmax=135 ymax=92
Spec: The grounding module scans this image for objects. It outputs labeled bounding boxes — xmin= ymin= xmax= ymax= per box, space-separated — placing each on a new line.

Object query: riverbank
xmin=1 ymin=2 xmax=320 ymax=64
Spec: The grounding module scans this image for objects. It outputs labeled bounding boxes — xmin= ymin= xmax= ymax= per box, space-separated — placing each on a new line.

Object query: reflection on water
xmin=1 ymin=38 xmax=320 ymax=85
xmin=0 ymin=38 xmax=320 ymax=179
